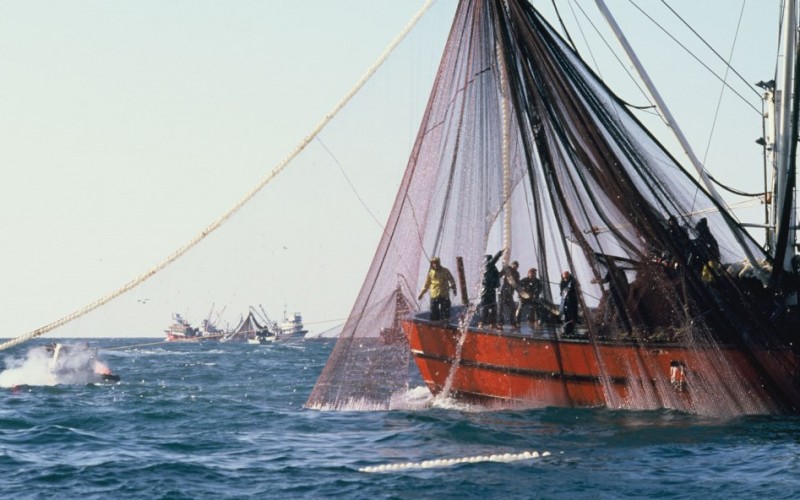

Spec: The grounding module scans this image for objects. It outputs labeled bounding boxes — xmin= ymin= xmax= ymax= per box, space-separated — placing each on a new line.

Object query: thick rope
xmin=0 ymin=0 xmax=435 ymax=352
xmin=497 ymin=1 xmax=512 ymax=265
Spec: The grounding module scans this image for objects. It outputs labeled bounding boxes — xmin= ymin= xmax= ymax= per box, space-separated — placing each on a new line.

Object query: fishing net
xmin=307 ymin=0 xmax=800 ymax=415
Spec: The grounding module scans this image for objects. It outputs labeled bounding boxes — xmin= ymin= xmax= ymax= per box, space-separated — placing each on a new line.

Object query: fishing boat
xmin=198 ymin=305 xmax=228 ymax=339
xmin=308 ymin=0 xmax=800 ymax=416
xmin=164 ymin=313 xmax=202 ymax=342
xmin=275 ymin=311 xmax=308 ymax=340
xmin=222 ymin=309 xmax=276 ymax=343
xmin=198 ymin=318 xmax=227 ymax=339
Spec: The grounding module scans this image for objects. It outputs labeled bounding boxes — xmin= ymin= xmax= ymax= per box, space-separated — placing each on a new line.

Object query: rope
xmin=103 ymin=340 xmax=174 ymax=351
xmin=102 ymin=334 xmax=226 ymax=351
xmin=498 ymin=1 xmax=512 ymax=265
xmin=0 ymin=0 xmax=435 ymax=353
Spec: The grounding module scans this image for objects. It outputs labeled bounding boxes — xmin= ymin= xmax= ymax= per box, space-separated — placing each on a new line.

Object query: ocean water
xmin=1 ymin=338 xmax=799 ymax=499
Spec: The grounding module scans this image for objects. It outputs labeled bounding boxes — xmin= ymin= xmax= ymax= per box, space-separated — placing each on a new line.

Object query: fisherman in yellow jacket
xmin=418 ymin=257 xmax=457 ymax=322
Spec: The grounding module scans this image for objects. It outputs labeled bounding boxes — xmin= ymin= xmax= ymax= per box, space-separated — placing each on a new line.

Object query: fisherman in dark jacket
xmin=479 ymin=250 xmax=503 ymax=327
xmin=559 ymin=270 xmax=579 ymax=334
xmin=499 ymin=260 xmax=520 ymax=326
xmin=515 ymin=267 xmax=543 ymax=328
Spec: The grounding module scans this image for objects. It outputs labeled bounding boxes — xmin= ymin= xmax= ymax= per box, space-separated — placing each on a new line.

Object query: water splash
xmin=0 ymin=343 xmax=115 ymax=388
xmin=0 ymin=347 xmax=58 ymax=387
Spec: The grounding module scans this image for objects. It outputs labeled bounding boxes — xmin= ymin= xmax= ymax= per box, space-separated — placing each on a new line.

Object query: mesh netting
xmin=307 ymin=0 xmax=800 ymax=414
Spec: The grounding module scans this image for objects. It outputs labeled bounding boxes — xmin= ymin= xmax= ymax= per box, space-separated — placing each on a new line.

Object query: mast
xmin=594 ymin=0 xmax=762 ymax=268
xmin=770 ymin=0 xmax=798 ymax=275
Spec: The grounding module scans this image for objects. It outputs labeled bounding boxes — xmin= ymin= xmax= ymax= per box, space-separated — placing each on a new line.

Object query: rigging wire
xmin=550 ymin=0 xmax=577 ymax=50
xmin=627 ymin=0 xmax=761 ymax=115
xmin=565 ymin=0 xmax=604 ymax=80
xmin=569 ymin=1 xmax=660 ymax=116
xmin=0 ymin=0 xmax=436 ymax=353
xmin=708 ymin=173 xmax=767 ymax=198
xmin=700 ymin=0 xmax=748 ymax=165
xmin=316 ymin=137 xmax=385 ymax=231
xmin=693 ymin=0 xmax=748 ymax=211
xmin=660 ymin=0 xmax=761 ymax=99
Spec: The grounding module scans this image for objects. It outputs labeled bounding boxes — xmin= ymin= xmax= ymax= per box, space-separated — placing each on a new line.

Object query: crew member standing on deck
xmin=479 ymin=250 xmax=503 ymax=327
xmin=499 ymin=260 xmax=520 ymax=327
xmin=516 ymin=267 xmax=542 ymax=328
xmin=418 ymin=257 xmax=457 ymax=322
xmin=560 ymin=270 xmax=579 ymax=334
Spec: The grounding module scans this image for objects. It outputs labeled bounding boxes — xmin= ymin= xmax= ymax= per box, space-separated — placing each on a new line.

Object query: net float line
xmin=359 ymin=450 xmax=551 ymax=473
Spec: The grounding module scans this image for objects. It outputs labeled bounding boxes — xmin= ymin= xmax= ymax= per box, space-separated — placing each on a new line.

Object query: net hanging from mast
xmin=308 ymin=0 xmax=799 ymax=414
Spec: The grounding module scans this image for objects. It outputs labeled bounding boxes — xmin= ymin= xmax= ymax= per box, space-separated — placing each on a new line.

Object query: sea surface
xmin=1 ymin=337 xmax=799 ymax=499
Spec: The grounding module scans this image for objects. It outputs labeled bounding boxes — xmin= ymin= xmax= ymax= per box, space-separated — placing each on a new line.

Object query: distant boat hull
xmin=277 ymin=329 xmax=308 ymax=340
xmin=248 ymin=334 xmax=277 ymax=345
xmin=165 ymin=332 xmax=204 ymax=342
xmin=275 ymin=312 xmax=308 ymax=340
xmin=404 ymin=319 xmax=800 ymax=413
xmin=164 ymin=313 xmax=206 ymax=342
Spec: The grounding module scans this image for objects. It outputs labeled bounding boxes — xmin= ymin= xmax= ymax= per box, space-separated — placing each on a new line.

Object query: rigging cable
xmin=628 ymin=0 xmax=761 ymax=114
xmin=707 ymin=172 xmax=766 ymax=198
xmin=693 ymin=0 xmax=748 ymax=210
xmin=701 ymin=0 xmax=747 ymax=165
xmin=569 ymin=0 xmax=659 ymax=115
xmin=660 ymin=0 xmax=761 ymax=99
xmin=550 ymin=0 xmax=577 ymax=51
xmin=565 ymin=0 xmax=603 ymax=80
xmin=316 ymin=136 xmax=385 ymax=231
xmin=0 ymin=0 xmax=436 ymax=353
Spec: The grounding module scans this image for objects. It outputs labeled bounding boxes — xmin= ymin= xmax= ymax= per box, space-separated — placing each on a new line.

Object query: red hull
xmin=404 ymin=320 xmax=799 ymax=414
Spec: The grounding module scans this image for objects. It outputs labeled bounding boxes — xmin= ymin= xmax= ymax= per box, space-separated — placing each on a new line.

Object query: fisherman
xmin=498 ymin=260 xmax=520 ymax=327
xmin=418 ymin=256 xmax=457 ymax=322
xmin=516 ymin=267 xmax=543 ymax=328
xmin=691 ymin=217 xmax=722 ymax=281
xmin=478 ymin=250 xmax=503 ymax=327
xmin=694 ymin=218 xmax=720 ymax=261
xmin=559 ymin=270 xmax=579 ymax=334
xmin=666 ymin=215 xmax=693 ymax=267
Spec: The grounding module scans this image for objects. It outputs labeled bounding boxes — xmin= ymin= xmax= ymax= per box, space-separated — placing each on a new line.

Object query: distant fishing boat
xmin=164 ymin=313 xmax=203 ymax=342
xmin=198 ymin=318 xmax=227 ymax=339
xmin=275 ymin=311 xmax=308 ymax=340
xmin=222 ymin=310 xmax=276 ymax=344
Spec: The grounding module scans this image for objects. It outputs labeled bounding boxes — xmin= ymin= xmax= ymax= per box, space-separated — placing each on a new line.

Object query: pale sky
xmin=0 ymin=1 xmax=782 ymax=339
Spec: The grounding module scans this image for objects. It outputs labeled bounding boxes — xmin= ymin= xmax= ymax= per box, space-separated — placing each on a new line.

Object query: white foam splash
xmin=359 ymin=450 xmax=550 ymax=473
xmin=308 ymin=387 xmax=513 ymax=413
xmin=387 ymin=386 xmax=499 ymax=412
xmin=0 ymin=347 xmax=58 ymax=387
xmin=387 ymin=386 xmax=435 ymax=410
xmin=0 ymin=344 xmax=110 ymax=388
